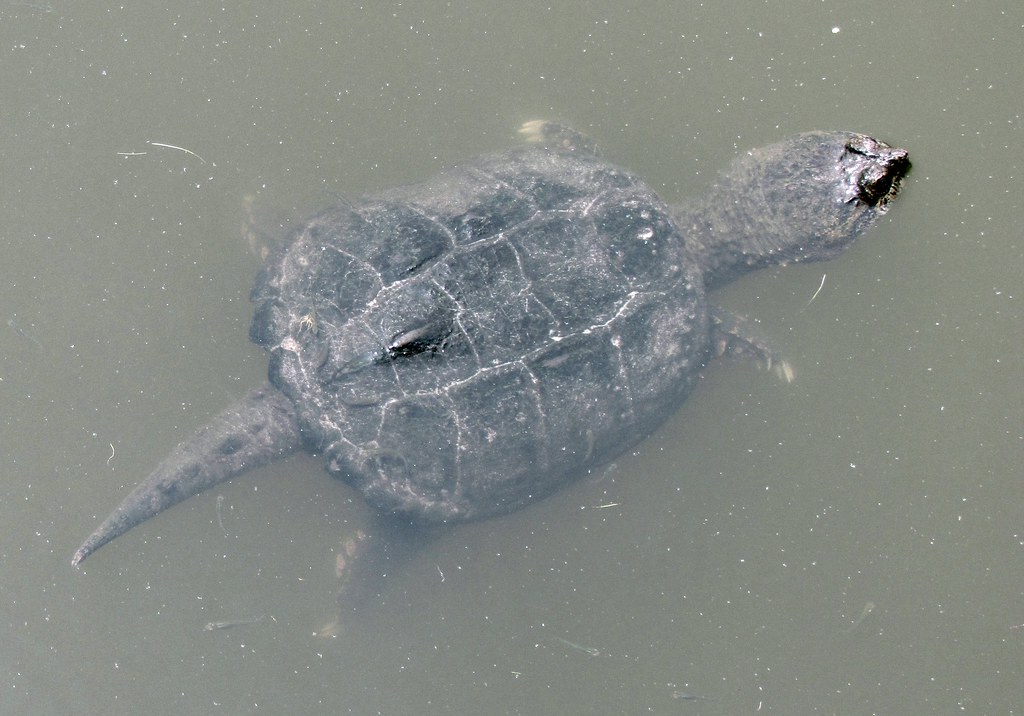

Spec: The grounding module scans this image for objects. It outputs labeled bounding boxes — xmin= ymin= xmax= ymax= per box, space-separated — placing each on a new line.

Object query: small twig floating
xmin=116 ymin=141 xmax=209 ymax=164
xmin=147 ymin=141 xmax=208 ymax=164
xmin=806 ymin=273 xmax=827 ymax=306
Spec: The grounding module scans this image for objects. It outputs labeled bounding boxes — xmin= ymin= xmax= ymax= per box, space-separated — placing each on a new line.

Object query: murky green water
xmin=2 ymin=2 xmax=1020 ymax=713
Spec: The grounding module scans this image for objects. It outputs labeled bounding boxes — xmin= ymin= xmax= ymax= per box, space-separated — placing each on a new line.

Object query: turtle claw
xmin=773 ymin=359 xmax=795 ymax=384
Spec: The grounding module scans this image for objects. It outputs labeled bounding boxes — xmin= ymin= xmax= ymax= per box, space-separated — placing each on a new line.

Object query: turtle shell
xmin=249 ymin=144 xmax=708 ymax=523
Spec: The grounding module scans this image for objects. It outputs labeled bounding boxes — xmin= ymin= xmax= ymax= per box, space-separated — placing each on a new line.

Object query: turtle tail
xmin=72 ymin=383 xmax=302 ymax=567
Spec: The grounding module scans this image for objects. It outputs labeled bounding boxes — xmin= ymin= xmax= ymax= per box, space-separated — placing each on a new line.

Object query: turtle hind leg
xmin=333 ymin=515 xmax=446 ymax=620
xmin=518 ymin=120 xmax=602 ymax=156
xmin=710 ymin=308 xmax=795 ymax=383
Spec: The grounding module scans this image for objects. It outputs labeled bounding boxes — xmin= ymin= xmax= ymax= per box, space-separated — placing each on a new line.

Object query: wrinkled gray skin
xmin=72 ymin=125 xmax=909 ymax=569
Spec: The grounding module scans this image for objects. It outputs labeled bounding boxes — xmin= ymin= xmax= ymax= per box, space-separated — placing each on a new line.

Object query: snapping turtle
xmin=72 ymin=122 xmax=909 ymax=578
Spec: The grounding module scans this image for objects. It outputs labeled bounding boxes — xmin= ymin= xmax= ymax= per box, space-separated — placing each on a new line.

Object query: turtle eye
xmin=857 ymin=162 xmax=897 ymax=207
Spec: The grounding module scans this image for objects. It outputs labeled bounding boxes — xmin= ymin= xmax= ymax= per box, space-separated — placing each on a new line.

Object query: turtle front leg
xmin=710 ymin=307 xmax=795 ymax=383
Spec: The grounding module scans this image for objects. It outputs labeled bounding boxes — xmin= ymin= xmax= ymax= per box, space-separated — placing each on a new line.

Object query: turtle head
xmin=837 ymin=133 xmax=911 ymax=214
xmin=682 ymin=131 xmax=910 ymax=289
xmin=806 ymin=132 xmax=910 ymax=247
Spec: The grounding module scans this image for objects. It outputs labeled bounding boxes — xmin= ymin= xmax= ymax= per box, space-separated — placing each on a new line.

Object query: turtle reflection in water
xmin=72 ymin=121 xmax=909 ymax=609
